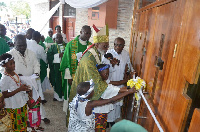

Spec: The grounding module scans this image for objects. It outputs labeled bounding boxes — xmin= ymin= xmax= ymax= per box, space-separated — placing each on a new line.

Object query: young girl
xmin=68 ymin=79 xmax=135 ymax=132
xmin=0 ymin=92 xmax=13 ymax=132
xmin=27 ymin=90 xmax=43 ymax=132
xmin=94 ymin=64 xmax=128 ymax=131
xmin=0 ymin=53 xmax=30 ymax=131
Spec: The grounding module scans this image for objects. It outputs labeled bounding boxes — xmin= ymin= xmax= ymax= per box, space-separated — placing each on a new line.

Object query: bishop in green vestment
xmin=0 ymin=24 xmax=10 ymax=79
xmin=47 ymin=33 xmax=66 ymax=101
xmin=60 ymin=26 xmax=92 ymax=112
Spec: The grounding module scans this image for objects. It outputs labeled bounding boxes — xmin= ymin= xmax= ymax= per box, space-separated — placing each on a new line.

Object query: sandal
xmin=36 ymin=126 xmax=44 ymax=131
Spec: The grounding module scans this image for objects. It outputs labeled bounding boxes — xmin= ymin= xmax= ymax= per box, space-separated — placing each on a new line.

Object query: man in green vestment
xmin=60 ymin=25 xmax=92 ymax=113
xmin=47 ymin=33 xmax=66 ymax=101
xmin=68 ymin=25 xmax=110 ymax=130
xmin=0 ymin=24 xmax=10 ymax=79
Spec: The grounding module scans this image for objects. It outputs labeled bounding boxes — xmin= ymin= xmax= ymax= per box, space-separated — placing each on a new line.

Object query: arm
xmin=2 ymin=84 xmax=30 ymax=98
xmin=109 ymin=79 xmax=128 ymax=86
xmin=27 ymin=96 xmax=41 ymax=109
xmin=85 ymin=87 xmax=135 ymax=116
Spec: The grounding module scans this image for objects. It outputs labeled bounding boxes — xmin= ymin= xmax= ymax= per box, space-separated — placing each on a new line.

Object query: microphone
xmin=104 ymin=53 xmax=120 ymax=65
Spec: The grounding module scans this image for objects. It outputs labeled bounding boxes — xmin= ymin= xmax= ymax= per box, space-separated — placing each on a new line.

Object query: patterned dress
xmin=68 ymin=95 xmax=95 ymax=132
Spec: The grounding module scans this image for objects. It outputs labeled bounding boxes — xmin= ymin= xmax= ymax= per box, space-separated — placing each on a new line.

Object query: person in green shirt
xmin=47 ymin=33 xmax=66 ymax=101
xmin=45 ymin=28 xmax=54 ymax=50
xmin=60 ymin=25 xmax=92 ymax=113
xmin=0 ymin=24 xmax=10 ymax=79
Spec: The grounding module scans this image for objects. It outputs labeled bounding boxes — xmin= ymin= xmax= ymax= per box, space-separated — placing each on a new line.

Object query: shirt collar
xmin=79 ymin=36 xmax=87 ymax=45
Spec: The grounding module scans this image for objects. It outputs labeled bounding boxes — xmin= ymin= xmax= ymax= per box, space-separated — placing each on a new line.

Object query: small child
xmin=0 ymin=92 xmax=13 ymax=132
xmin=94 ymin=64 xmax=128 ymax=131
xmin=68 ymin=79 xmax=135 ymax=132
xmin=0 ymin=53 xmax=30 ymax=131
xmin=27 ymin=90 xmax=43 ymax=132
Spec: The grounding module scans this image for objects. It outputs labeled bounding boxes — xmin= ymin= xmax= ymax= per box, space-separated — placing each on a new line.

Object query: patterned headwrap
xmin=0 ymin=57 xmax=14 ymax=66
xmin=96 ymin=64 xmax=110 ymax=72
xmin=75 ymin=79 xmax=95 ymax=110
xmin=92 ymin=24 xmax=109 ymax=43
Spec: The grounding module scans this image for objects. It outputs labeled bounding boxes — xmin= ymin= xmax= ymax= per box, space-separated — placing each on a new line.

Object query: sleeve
xmin=38 ymin=47 xmax=47 ymax=63
xmin=60 ymin=42 xmax=72 ymax=77
xmin=32 ymin=52 xmax=40 ymax=74
xmin=0 ymin=76 xmax=9 ymax=92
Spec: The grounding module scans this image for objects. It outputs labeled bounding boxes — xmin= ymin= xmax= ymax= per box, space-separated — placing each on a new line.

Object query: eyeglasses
xmin=114 ymin=43 xmax=124 ymax=47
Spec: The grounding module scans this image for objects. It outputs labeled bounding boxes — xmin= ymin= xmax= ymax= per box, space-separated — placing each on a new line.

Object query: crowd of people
xmin=0 ymin=23 xmax=148 ymax=132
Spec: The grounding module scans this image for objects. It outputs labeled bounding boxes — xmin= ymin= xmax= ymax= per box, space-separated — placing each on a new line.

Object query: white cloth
xmin=20 ymin=75 xmax=40 ymax=101
xmin=54 ymin=91 xmax=64 ymax=101
xmin=41 ymin=77 xmax=51 ymax=92
xmin=7 ymin=48 xmax=40 ymax=76
xmin=52 ymin=33 xmax=68 ymax=43
xmin=27 ymin=39 xmax=47 ymax=63
xmin=93 ymin=84 xmax=120 ymax=113
xmin=0 ymin=74 xmax=28 ymax=109
xmin=68 ymin=97 xmax=95 ymax=132
xmin=65 ymin=0 xmax=108 ymax=8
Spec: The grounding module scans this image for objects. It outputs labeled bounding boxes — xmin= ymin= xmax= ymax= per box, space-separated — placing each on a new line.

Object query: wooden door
xmin=129 ymin=0 xmax=200 ymax=131
xmin=64 ymin=17 xmax=76 ymax=42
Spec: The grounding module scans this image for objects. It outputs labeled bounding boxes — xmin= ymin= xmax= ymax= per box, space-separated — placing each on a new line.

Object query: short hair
xmin=55 ymin=25 xmax=61 ymax=30
xmin=114 ymin=37 xmax=125 ymax=44
xmin=77 ymin=82 xmax=90 ymax=95
xmin=81 ymin=25 xmax=91 ymax=31
xmin=0 ymin=53 xmax=13 ymax=63
xmin=15 ymin=34 xmax=26 ymax=43
xmin=32 ymin=31 xmax=41 ymax=40
xmin=26 ymin=28 xmax=35 ymax=34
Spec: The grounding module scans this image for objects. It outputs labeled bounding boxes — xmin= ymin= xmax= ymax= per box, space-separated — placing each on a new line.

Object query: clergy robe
xmin=60 ymin=35 xmax=92 ymax=109
xmin=47 ymin=43 xmax=66 ymax=99
xmin=0 ymin=37 xmax=10 ymax=79
xmin=69 ymin=46 xmax=108 ymax=102
xmin=45 ymin=36 xmax=54 ymax=50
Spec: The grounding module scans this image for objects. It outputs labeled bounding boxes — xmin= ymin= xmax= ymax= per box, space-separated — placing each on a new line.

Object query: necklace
xmin=0 ymin=109 xmax=5 ymax=116
xmin=4 ymin=71 xmax=21 ymax=86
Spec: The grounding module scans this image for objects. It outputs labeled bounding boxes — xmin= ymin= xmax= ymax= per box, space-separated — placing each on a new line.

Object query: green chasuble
xmin=0 ymin=37 xmax=10 ymax=79
xmin=45 ymin=36 xmax=54 ymax=43
xmin=47 ymin=43 xmax=66 ymax=98
xmin=39 ymin=41 xmax=47 ymax=83
xmin=69 ymin=47 xmax=108 ymax=102
xmin=60 ymin=35 xmax=92 ymax=100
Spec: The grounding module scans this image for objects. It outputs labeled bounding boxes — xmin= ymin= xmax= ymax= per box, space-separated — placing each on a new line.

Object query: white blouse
xmin=0 ymin=74 xmax=28 ymax=109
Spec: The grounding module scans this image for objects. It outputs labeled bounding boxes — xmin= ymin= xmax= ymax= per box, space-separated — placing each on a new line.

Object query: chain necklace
xmin=0 ymin=109 xmax=5 ymax=116
xmin=4 ymin=71 xmax=21 ymax=86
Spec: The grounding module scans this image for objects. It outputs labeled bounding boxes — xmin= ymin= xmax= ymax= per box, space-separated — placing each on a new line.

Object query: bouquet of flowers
xmin=127 ymin=76 xmax=146 ymax=104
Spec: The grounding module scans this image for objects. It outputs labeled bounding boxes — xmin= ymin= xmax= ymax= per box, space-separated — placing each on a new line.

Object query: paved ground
xmin=39 ymin=88 xmax=67 ymax=132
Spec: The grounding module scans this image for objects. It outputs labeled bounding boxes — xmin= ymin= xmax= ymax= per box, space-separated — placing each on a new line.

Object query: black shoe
xmin=53 ymin=98 xmax=58 ymax=101
xmin=42 ymin=118 xmax=50 ymax=124
xmin=41 ymin=100 xmax=47 ymax=104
